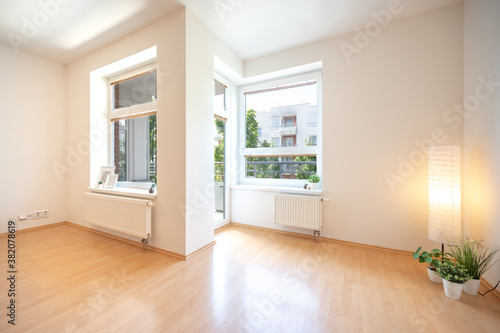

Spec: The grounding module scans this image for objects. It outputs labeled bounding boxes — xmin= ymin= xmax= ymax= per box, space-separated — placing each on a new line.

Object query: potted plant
xmin=308 ymin=174 xmax=320 ymax=190
xmin=97 ymin=180 xmax=103 ymax=188
xmin=413 ymin=247 xmax=448 ymax=283
xmin=436 ymin=261 xmax=470 ymax=300
xmin=449 ymin=236 xmax=500 ymax=296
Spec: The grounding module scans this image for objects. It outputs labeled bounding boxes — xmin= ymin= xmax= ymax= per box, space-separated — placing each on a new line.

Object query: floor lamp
xmin=428 ymin=145 xmax=462 ymax=255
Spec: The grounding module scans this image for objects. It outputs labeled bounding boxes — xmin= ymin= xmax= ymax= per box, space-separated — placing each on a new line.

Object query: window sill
xmin=230 ymin=184 xmax=322 ymax=195
xmin=87 ymin=187 xmax=156 ymax=200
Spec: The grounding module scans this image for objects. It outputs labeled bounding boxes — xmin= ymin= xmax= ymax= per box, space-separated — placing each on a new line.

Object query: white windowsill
xmin=87 ymin=187 xmax=156 ymax=200
xmin=230 ymin=184 xmax=322 ymax=195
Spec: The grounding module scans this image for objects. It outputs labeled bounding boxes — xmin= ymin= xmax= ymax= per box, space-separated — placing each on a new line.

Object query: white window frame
xmin=108 ymin=63 xmax=157 ymax=189
xmin=239 ymin=71 xmax=322 ymax=187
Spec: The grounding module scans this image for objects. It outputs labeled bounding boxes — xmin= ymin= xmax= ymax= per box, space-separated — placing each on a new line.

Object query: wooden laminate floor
xmin=1 ymin=224 xmax=500 ymax=332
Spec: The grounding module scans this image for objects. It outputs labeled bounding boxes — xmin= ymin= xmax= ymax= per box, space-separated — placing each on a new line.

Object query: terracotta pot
xmin=427 ymin=266 xmax=442 ymax=284
xmin=443 ymin=279 xmax=463 ymax=300
xmin=463 ymin=278 xmax=481 ymax=296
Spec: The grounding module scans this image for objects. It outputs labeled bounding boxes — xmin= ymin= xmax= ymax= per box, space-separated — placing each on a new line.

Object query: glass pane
xmin=244 ymin=81 xmax=318 ymax=180
xmin=112 ymin=114 xmax=157 ymax=183
xmin=214 ymin=119 xmax=225 ymax=222
xmin=113 ymin=70 xmax=157 ymax=109
xmin=245 ymin=82 xmax=317 ymax=149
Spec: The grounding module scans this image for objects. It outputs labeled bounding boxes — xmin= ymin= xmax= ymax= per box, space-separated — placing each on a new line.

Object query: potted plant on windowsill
xmin=449 ymin=236 xmax=500 ymax=296
xmin=436 ymin=261 xmax=470 ymax=300
xmin=413 ymin=247 xmax=448 ymax=283
xmin=308 ymin=174 xmax=320 ymax=190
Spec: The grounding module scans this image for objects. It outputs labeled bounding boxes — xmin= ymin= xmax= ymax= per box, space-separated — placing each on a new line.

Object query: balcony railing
xmin=245 ymin=160 xmax=316 ymax=179
xmin=279 ymin=125 xmax=297 ymax=135
xmin=149 ymin=161 xmax=156 ymax=179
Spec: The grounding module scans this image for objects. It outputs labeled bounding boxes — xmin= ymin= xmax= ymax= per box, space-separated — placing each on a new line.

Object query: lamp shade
xmin=428 ymin=145 xmax=461 ymax=243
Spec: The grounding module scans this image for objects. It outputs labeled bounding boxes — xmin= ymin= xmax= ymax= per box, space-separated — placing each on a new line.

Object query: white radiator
xmin=83 ymin=192 xmax=153 ymax=240
xmin=275 ymin=194 xmax=322 ymax=231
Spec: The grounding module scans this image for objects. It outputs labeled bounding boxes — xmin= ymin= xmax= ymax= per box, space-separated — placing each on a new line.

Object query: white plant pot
xmin=427 ymin=267 xmax=442 ymax=284
xmin=463 ymin=278 xmax=481 ymax=296
xmin=309 ymin=183 xmax=318 ymax=190
xmin=443 ymin=279 xmax=463 ymax=300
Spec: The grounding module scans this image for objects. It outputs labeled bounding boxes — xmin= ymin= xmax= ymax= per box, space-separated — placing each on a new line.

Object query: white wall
xmin=0 ymin=44 xmax=67 ymax=233
xmin=66 ymin=9 xmax=188 ymax=255
xmin=185 ymin=10 xmax=243 ymax=255
xmin=65 ymin=8 xmax=242 ymax=256
xmin=463 ymin=0 xmax=500 ymax=285
xmin=233 ymin=4 xmax=464 ymax=252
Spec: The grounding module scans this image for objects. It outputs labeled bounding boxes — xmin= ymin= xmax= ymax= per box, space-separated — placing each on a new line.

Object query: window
xmin=272 ymin=137 xmax=280 ymax=147
xmin=308 ymin=114 xmax=317 ymax=127
xmin=283 ymin=117 xmax=295 ymax=128
xmin=283 ymin=136 xmax=294 ymax=147
xmin=272 ymin=117 xmax=280 ymax=129
xmin=241 ymin=72 xmax=321 ymax=183
xmin=109 ymin=65 xmax=157 ymax=185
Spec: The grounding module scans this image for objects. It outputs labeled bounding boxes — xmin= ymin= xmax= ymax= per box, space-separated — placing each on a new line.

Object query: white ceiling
xmin=0 ymin=0 xmax=462 ymax=64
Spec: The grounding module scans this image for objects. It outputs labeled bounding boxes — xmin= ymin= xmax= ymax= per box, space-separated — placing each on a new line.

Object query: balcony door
xmin=214 ymin=79 xmax=228 ymax=223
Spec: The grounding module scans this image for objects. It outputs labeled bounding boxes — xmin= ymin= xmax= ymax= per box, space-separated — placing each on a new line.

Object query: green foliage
xmin=246 ymin=109 xmax=260 ymax=149
xmin=412 ymin=247 xmax=449 ymax=268
xmin=449 ymin=236 xmax=500 ymax=279
xmin=304 ymin=137 xmax=315 ymax=146
xmin=308 ymin=174 xmax=320 ymax=183
xmin=214 ymin=119 xmax=225 ymax=182
xmin=149 ymin=115 xmax=157 ymax=183
xmin=294 ymin=156 xmax=317 ymax=180
xmin=245 ymin=110 xmax=280 ymax=178
xmin=436 ymin=261 xmax=471 ymax=284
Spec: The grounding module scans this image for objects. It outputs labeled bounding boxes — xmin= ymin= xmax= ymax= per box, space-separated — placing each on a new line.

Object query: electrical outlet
xmin=34 ymin=211 xmax=42 ymax=219
xmin=26 ymin=213 xmax=33 ymax=220
xmin=42 ymin=210 xmax=49 ymax=218
xmin=18 ymin=214 xmax=27 ymax=221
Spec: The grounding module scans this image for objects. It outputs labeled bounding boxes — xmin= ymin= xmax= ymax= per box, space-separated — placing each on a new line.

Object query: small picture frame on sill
xmin=97 ymin=166 xmax=115 ymax=187
xmin=105 ymin=174 xmax=118 ymax=188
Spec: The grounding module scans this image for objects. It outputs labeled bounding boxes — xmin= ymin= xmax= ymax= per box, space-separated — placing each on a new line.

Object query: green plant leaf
xmin=416 ymin=246 xmax=422 ymax=253
xmin=425 ymin=256 xmax=432 ymax=264
xmin=413 ymin=252 xmax=420 ymax=259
